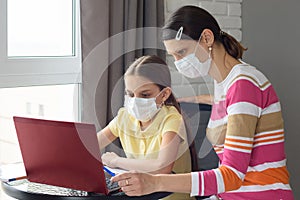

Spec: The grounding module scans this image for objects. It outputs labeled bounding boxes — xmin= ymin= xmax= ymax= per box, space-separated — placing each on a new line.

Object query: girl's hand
xmin=111 ymin=171 xmax=158 ymax=196
xmin=101 ymin=152 xmax=119 ymax=168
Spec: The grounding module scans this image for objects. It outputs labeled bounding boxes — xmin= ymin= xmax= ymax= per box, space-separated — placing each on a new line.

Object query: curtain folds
xmin=80 ymin=0 xmax=164 ymax=152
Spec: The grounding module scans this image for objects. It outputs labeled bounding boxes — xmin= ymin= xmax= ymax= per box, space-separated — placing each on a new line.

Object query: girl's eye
xmin=141 ymin=93 xmax=151 ymax=98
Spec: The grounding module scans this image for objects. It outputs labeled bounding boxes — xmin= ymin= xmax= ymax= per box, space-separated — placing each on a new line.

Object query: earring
xmin=208 ymin=46 xmax=212 ymax=58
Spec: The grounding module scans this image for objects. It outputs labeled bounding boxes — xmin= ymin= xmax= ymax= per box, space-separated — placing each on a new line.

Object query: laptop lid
xmin=13 ymin=116 xmax=108 ymax=195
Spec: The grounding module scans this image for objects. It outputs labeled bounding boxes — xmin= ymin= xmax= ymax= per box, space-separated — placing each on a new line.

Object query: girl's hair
xmin=125 ymin=55 xmax=181 ymax=113
xmin=162 ymin=5 xmax=247 ymax=59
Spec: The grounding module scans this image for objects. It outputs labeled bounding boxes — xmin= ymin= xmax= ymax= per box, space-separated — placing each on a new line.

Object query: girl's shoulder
xmin=116 ymin=107 xmax=127 ymax=116
xmin=157 ymin=106 xmax=183 ymax=123
xmin=114 ymin=107 xmax=134 ymax=121
xmin=161 ymin=105 xmax=181 ymax=116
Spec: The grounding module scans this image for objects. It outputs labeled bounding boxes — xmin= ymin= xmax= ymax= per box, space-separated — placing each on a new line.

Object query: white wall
xmin=164 ymin=0 xmax=243 ymax=98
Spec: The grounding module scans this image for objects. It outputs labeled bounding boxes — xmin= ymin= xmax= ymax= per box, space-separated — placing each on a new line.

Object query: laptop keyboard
xmin=106 ymin=177 xmax=121 ymax=193
xmin=7 ymin=178 xmax=121 ymax=196
xmin=8 ymin=179 xmax=89 ymax=196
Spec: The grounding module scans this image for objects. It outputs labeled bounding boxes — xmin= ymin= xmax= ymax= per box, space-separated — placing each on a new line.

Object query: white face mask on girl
xmin=124 ymin=91 xmax=163 ymax=122
xmin=174 ymin=38 xmax=212 ymax=78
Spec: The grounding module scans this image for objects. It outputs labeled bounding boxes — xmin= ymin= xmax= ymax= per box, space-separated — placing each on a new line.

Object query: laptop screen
xmin=13 ymin=116 xmax=108 ymax=194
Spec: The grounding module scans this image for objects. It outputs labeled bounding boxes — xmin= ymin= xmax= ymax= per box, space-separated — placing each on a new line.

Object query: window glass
xmin=0 ymin=84 xmax=79 ymax=166
xmin=7 ymin=0 xmax=74 ymax=57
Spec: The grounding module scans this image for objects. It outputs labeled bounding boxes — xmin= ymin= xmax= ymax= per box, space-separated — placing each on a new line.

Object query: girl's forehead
xmin=125 ymin=75 xmax=158 ymax=92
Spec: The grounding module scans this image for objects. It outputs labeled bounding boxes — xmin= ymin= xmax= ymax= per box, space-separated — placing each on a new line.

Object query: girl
xmin=97 ymin=55 xmax=194 ymax=200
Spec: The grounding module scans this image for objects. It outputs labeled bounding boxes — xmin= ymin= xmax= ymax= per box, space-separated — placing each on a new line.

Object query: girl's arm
xmin=97 ymin=126 xmax=117 ymax=151
xmin=111 ymin=172 xmax=192 ymax=196
xmin=102 ymin=131 xmax=181 ymax=174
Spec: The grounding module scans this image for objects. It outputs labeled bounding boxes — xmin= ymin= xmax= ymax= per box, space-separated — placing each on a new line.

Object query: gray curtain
xmin=80 ymin=0 xmax=164 ymax=152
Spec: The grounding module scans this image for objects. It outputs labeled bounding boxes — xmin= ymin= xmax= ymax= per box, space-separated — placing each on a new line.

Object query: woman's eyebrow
xmin=175 ymin=47 xmax=186 ymax=53
xmin=166 ymin=47 xmax=184 ymax=55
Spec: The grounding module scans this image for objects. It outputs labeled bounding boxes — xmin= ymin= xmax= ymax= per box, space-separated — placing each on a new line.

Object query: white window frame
xmin=0 ymin=0 xmax=81 ymax=88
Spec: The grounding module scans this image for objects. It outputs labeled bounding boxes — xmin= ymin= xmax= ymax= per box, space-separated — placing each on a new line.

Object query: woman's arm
xmin=177 ymin=94 xmax=213 ymax=105
xmin=97 ymin=126 xmax=117 ymax=151
xmin=102 ymin=131 xmax=181 ymax=174
xmin=111 ymin=172 xmax=192 ymax=196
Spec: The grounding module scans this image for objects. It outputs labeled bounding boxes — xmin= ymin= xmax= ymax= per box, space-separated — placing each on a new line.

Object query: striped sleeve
xmin=191 ymin=78 xmax=266 ymax=196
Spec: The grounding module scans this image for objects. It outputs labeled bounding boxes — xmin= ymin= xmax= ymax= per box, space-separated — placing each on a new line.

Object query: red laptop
xmin=13 ymin=116 xmax=118 ymax=195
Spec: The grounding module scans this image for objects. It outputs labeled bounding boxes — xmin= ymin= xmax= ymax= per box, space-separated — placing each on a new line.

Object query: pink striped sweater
xmin=191 ymin=63 xmax=294 ymax=199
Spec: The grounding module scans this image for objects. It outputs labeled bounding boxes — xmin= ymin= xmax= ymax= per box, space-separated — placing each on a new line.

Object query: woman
xmin=98 ymin=55 xmax=194 ymax=200
xmin=112 ymin=6 xmax=295 ymax=199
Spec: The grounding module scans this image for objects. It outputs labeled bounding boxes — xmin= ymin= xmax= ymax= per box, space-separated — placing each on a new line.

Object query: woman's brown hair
xmin=125 ymin=55 xmax=181 ymax=113
xmin=162 ymin=5 xmax=247 ymax=59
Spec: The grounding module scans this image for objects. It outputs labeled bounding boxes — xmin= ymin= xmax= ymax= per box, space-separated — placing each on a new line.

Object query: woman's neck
xmin=211 ymin=47 xmax=241 ymax=83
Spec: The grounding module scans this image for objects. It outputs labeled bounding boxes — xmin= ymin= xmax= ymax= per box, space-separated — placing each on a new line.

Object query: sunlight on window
xmin=1 ymin=0 xmax=80 ymax=197
xmin=0 ymin=84 xmax=79 ymax=166
xmin=7 ymin=0 xmax=73 ymax=57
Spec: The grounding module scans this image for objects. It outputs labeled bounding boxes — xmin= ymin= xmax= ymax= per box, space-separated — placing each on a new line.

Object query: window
xmin=0 ymin=0 xmax=81 ymax=190
xmin=0 ymin=84 xmax=80 ymax=200
xmin=0 ymin=0 xmax=81 ymax=88
xmin=8 ymin=0 xmax=74 ymax=57
xmin=0 ymin=84 xmax=80 ymax=164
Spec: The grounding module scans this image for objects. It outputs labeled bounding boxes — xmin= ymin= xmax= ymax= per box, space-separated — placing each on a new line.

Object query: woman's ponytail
xmin=219 ymin=31 xmax=247 ymax=59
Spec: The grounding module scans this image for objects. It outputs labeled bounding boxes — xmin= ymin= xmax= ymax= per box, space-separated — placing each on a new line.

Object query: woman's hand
xmin=111 ymin=171 xmax=158 ymax=196
xmin=101 ymin=152 xmax=120 ymax=168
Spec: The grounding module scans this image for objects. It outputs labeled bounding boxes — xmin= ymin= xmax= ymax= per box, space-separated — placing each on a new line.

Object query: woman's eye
xmin=177 ymin=49 xmax=186 ymax=56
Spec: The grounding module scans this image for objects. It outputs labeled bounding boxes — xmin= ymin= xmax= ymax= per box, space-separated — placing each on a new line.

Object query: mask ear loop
xmin=155 ymin=88 xmax=169 ymax=107
xmin=193 ymin=34 xmax=202 ymax=54
xmin=195 ymin=33 xmax=212 ymax=60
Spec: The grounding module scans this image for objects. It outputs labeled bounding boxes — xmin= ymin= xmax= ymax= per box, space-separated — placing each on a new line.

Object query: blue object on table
xmin=103 ymin=166 xmax=116 ymax=177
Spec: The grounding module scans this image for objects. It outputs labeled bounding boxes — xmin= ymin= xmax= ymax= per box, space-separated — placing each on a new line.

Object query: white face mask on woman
xmin=174 ymin=37 xmax=212 ymax=78
xmin=124 ymin=91 xmax=163 ymax=122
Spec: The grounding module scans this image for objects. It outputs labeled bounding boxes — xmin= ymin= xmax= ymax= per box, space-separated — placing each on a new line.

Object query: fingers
xmin=111 ymin=172 xmax=133 ymax=183
xmin=111 ymin=172 xmax=154 ymax=196
xmin=101 ymin=153 xmax=110 ymax=165
xmin=102 ymin=152 xmax=115 ymax=158
xmin=101 ymin=152 xmax=118 ymax=167
xmin=121 ymin=186 xmax=142 ymax=196
xmin=117 ymin=177 xmax=131 ymax=187
xmin=111 ymin=175 xmax=136 ymax=196
xmin=111 ymin=172 xmax=141 ymax=196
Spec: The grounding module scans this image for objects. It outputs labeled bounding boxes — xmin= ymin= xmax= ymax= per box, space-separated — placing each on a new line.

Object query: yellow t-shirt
xmin=108 ymin=105 xmax=191 ymax=173
xmin=108 ymin=105 xmax=195 ymax=200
